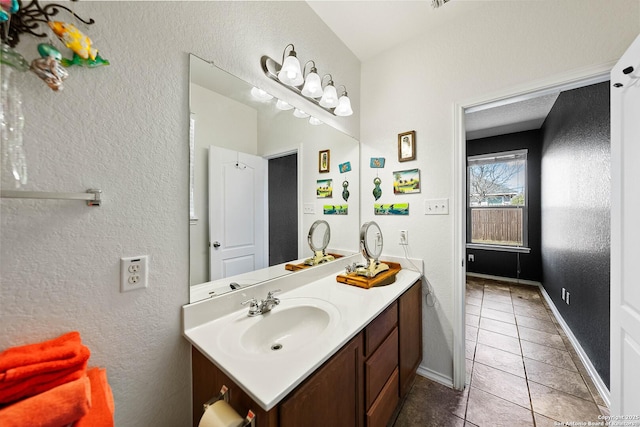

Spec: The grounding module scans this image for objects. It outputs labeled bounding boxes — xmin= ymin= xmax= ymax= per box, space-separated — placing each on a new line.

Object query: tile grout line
xmin=509 ymin=286 xmax=538 ymax=427
xmin=470 ymin=282 xmax=538 ymax=425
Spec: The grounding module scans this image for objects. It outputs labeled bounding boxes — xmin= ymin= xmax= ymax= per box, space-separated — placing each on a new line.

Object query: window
xmin=467 ymin=149 xmax=528 ymax=249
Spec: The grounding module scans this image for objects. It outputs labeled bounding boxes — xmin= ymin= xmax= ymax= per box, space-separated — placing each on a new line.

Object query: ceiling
xmin=306 ymin=0 xmax=487 ymax=63
xmin=306 ymin=0 xmax=560 ymax=140
xmin=465 ymin=93 xmax=559 ymax=140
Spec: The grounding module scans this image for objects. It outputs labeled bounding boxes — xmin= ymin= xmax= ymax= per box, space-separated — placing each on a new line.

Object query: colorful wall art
xmin=339 ymin=161 xmax=351 ymax=173
xmin=374 ymin=203 xmax=409 ymax=215
xmin=317 ymin=179 xmax=333 ymax=198
xmin=370 ymin=157 xmax=385 ymax=168
xmin=319 ymin=150 xmax=330 ymax=173
xmin=393 ymin=168 xmax=420 ymax=194
xmin=324 ymin=205 xmax=348 ymax=215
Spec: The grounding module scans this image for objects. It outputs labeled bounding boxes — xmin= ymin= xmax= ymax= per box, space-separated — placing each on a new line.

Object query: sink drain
xmin=271 ymin=343 xmax=283 ymax=351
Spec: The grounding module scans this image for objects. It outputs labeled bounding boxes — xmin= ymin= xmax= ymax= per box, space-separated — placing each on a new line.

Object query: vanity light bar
xmin=260 ymin=52 xmax=353 ymax=117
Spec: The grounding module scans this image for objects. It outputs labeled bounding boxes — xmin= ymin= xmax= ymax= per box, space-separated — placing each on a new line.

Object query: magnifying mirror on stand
xmin=354 ymin=221 xmax=389 ymax=278
xmin=304 ymin=220 xmax=336 ymax=266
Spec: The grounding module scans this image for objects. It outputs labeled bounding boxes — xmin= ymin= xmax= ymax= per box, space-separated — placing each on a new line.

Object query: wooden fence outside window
xmin=471 ymin=207 xmax=523 ymax=246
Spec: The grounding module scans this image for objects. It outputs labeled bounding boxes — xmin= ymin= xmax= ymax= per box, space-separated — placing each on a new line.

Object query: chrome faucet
xmin=241 ymin=289 xmax=281 ymax=317
xmin=262 ymin=290 xmax=281 ymax=312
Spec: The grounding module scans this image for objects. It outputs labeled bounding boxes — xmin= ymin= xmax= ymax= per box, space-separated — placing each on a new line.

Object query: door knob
xmin=212 ymin=241 xmax=221 ymax=248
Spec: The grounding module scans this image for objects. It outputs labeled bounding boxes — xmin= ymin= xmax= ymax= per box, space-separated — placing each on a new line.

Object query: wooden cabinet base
xmin=191 ymin=279 xmax=422 ymax=427
xmin=399 ymin=281 xmax=423 ymax=398
xmin=192 ymin=347 xmax=278 ymax=427
xmin=280 ymin=333 xmax=363 ymax=427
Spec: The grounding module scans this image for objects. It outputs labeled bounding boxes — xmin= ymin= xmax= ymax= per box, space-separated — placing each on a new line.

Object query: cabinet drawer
xmin=365 ymin=327 xmax=398 ymax=409
xmin=366 ymin=368 xmax=399 ymax=427
xmin=365 ymin=302 xmax=397 ymax=357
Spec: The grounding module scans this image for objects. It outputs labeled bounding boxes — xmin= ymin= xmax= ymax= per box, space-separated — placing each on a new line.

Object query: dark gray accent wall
xmin=466 ymin=130 xmax=542 ymax=282
xmin=268 ymin=154 xmax=298 ymax=266
xmin=541 ymin=81 xmax=610 ymax=387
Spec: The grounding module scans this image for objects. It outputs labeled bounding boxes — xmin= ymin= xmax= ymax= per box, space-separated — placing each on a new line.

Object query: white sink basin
xmin=218 ymin=297 xmax=341 ymax=356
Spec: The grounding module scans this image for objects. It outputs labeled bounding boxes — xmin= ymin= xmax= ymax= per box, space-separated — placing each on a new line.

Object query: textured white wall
xmin=0 ymin=2 xmax=359 ymax=426
xmin=360 ymin=0 xmax=639 ymax=381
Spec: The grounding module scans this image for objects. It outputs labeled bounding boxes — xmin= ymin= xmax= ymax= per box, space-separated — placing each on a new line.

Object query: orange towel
xmin=0 ymin=332 xmax=90 ymax=404
xmin=74 ymin=368 xmax=114 ymax=427
xmin=0 ymin=332 xmax=83 ymax=373
xmin=0 ymin=375 xmax=91 ymax=427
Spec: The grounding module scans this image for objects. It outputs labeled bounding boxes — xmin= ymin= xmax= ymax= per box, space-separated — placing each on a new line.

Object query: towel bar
xmin=1 ymin=189 xmax=102 ymax=206
xmin=203 ymin=385 xmax=256 ymax=427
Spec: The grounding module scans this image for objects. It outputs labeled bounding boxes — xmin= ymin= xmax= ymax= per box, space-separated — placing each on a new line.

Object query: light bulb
xmin=309 ymin=116 xmax=323 ymax=125
xmin=301 ymin=69 xmax=323 ymax=98
xmin=276 ymin=99 xmax=293 ymax=110
xmin=319 ymin=84 xmax=339 ymax=108
xmin=334 ymin=94 xmax=353 ymax=117
xmin=250 ymin=87 xmax=273 ymax=101
xmin=293 ymin=108 xmax=310 ymax=118
xmin=277 ymin=51 xmax=303 ymax=86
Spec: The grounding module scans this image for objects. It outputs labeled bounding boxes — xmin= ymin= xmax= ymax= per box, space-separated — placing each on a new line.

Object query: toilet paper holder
xmin=203 ymin=385 xmax=256 ymax=427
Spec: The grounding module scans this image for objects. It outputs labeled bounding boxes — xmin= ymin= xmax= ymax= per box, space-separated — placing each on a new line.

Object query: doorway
xmin=268 ymin=153 xmax=298 ymax=266
xmin=453 ymin=65 xmax=613 ymax=395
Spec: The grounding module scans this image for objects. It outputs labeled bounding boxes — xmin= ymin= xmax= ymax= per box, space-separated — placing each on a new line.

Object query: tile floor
xmin=393 ymin=277 xmax=608 ymax=427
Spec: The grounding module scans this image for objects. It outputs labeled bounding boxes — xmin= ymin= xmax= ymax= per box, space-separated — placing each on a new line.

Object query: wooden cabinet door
xmin=279 ymin=333 xmax=364 ymax=427
xmin=398 ymin=280 xmax=423 ymax=398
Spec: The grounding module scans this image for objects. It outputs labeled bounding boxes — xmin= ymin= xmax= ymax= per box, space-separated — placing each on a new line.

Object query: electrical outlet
xmin=121 ymin=255 xmax=148 ymax=292
xmin=399 ymin=230 xmax=408 ymax=245
xmin=468 ymin=254 xmax=475 ymax=262
xmin=303 ymin=203 xmax=315 ymax=214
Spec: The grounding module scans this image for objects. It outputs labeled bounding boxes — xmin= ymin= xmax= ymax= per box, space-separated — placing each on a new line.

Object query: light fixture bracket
xmin=261 ymin=55 xmax=337 ymax=116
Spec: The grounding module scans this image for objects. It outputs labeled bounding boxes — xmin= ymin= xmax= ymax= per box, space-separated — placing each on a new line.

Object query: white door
xmin=610 ymin=34 xmax=640 ymax=416
xmin=209 ymin=146 xmax=268 ymax=280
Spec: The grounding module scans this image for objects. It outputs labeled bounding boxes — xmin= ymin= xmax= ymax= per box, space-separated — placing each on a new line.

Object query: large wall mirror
xmin=189 ymin=54 xmax=360 ymax=303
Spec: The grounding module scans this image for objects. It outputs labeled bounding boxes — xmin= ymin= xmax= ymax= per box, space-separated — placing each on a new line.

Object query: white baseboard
xmin=537 ymin=285 xmax=611 ymax=408
xmin=466 ymin=272 xmax=541 ymax=287
xmin=416 ymin=364 xmax=454 ymax=389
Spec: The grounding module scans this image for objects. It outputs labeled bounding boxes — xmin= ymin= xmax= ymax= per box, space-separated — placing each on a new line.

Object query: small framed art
xmin=393 ymin=168 xmax=421 ymax=194
xmin=319 ymin=150 xmax=330 ymax=173
xmin=317 ymin=179 xmax=333 ymax=198
xmin=398 ymin=131 xmax=416 ymax=162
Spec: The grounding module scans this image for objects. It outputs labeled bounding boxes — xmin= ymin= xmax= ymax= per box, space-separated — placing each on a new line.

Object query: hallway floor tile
xmin=392 ymin=277 xmax=608 ymax=427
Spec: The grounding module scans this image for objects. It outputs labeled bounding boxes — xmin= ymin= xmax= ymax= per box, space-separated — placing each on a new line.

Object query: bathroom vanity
xmin=183 ymin=257 xmax=422 ymax=427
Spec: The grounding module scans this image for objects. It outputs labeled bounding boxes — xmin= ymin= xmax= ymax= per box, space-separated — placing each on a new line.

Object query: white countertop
xmin=182 ymin=258 xmax=421 ymax=411
xmin=189 ymin=250 xmax=357 ymax=303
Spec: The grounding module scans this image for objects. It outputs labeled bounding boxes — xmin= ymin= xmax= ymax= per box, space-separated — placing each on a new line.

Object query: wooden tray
xmin=284 ymin=253 xmax=343 ymax=271
xmin=336 ymin=261 xmax=402 ymax=289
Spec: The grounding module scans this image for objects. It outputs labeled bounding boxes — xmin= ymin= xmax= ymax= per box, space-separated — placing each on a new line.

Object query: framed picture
xmin=374 ymin=203 xmax=409 ymax=215
xmin=370 ymin=157 xmax=385 ymax=168
xmin=324 ymin=205 xmax=348 ymax=215
xmin=398 ymin=131 xmax=416 ymax=162
xmin=339 ymin=161 xmax=351 ymax=173
xmin=393 ymin=168 xmax=421 ymax=194
xmin=317 ymin=179 xmax=333 ymax=198
xmin=319 ymin=150 xmax=330 ymax=173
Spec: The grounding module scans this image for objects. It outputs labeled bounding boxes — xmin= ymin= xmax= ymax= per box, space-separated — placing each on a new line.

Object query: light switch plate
xmin=425 ymin=198 xmax=449 ymax=215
